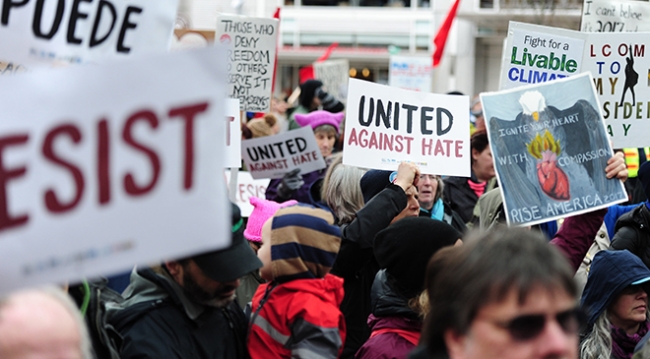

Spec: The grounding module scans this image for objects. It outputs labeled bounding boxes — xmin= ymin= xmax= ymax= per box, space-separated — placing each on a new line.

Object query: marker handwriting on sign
xmin=0 ymin=101 xmax=209 ymax=232
xmin=1 ymin=0 xmax=143 ymax=53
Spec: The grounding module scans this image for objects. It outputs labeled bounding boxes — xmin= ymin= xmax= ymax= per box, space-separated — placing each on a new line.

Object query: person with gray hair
xmin=413 ymin=228 xmax=585 ymax=359
xmin=0 ymin=286 xmax=93 ymax=359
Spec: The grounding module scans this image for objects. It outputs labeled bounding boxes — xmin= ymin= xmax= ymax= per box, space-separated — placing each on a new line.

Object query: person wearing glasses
xmin=416 ymin=174 xmax=466 ymax=233
xmin=411 ymin=228 xmax=586 ymax=359
xmin=580 ymin=250 xmax=650 ymax=359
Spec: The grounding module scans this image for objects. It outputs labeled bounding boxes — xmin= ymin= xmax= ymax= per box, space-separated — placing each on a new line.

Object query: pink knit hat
xmin=243 ymin=197 xmax=298 ymax=243
xmin=294 ymin=110 xmax=344 ymax=133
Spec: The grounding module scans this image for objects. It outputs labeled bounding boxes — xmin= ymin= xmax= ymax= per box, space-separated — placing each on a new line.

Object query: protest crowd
xmin=4 ymin=2 xmax=650 ymax=359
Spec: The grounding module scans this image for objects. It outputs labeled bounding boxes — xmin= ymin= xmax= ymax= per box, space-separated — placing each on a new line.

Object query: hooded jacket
xmin=106 ymin=267 xmax=249 ymax=359
xmin=355 ymin=270 xmax=422 ymax=359
xmin=611 ymin=204 xmax=650 ymax=269
xmin=248 ymin=205 xmax=346 ymax=359
xmin=580 ymin=250 xmax=650 ymax=328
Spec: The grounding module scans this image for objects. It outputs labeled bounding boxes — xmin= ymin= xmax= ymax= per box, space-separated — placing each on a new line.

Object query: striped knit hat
xmin=269 ymin=204 xmax=341 ymax=283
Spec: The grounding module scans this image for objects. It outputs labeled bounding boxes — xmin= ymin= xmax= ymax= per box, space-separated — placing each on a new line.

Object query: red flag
xmin=271 ymin=7 xmax=281 ymax=94
xmin=432 ymin=0 xmax=460 ymax=67
xmin=299 ymin=42 xmax=339 ymax=84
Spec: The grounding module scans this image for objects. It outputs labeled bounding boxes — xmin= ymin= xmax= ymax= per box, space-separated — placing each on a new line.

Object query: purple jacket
xmin=355 ymin=315 xmax=421 ymax=359
xmin=550 ymin=208 xmax=607 ymax=272
xmin=265 ymin=168 xmax=325 ymax=204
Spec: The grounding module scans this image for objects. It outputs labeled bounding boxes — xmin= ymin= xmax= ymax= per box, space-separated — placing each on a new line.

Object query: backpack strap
xmin=370 ymin=327 xmax=420 ymax=346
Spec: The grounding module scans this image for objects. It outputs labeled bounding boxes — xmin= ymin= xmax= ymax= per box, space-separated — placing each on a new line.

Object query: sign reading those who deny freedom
xmin=241 ymin=126 xmax=326 ymax=179
xmin=216 ymin=14 xmax=279 ymax=113
xmin=0 ymin=0 xmax=178 ymax=69
xmin=344 ymin=78 xmax=470 ymax=176
xmin=482 ymin=73 xmax=627 ymax=227
xmin=0 ymin=47 xmax=229 ymax=294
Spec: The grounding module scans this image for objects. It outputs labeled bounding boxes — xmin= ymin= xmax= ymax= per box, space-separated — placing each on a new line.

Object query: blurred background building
xmin=176 ymin=0 xmax=582 ymax=97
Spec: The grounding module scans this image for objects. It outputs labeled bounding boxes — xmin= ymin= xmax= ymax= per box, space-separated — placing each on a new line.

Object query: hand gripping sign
xmin=0 ymin=47 xmax=229 ymax=293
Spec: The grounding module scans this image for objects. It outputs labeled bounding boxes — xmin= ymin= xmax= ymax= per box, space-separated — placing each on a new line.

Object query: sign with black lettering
xmin=482 ymin=73 xmax=626 ymax=226
xmin=0 ymin=0 xmax=178 ymax=68
xmin=0 ymin=47 xmax=228 ymax=293
xmin=241 ymin=126 xmax=326 ymax=179
xmin=581 ymin=0 xmax=650 ymax=33
xmin=216 ymin=14 xmax=279 ymax=113
xmin=314 ymin=59 xmax=349 ymax=105
xmin=343 ymin=78 xmax=470 ymax=176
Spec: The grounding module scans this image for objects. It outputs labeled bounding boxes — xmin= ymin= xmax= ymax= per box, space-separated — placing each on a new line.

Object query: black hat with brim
xmin=192 ymin=204 xmax=262 ymax=283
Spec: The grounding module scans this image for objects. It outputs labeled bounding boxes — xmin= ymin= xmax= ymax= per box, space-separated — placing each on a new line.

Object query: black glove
xmin=315 ymin=87 xmax=344 ymax=113
xmin=277 ymin=168 xmax=304 ymax=200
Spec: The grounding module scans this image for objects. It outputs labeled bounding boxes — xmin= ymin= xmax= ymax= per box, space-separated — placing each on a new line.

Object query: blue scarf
xmin=645 ymin=200 xmax=650 ymax=210
xmin=421 ymin=199 xmax=445 ymax=222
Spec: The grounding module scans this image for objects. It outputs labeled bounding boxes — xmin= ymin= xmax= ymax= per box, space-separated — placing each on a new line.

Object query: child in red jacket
xmin=248 ymin=204 xmax=346 ymax=358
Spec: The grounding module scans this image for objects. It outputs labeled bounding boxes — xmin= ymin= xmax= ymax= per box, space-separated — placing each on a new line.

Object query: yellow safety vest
xmin=624 ymin=147 xmax=650 ymax=178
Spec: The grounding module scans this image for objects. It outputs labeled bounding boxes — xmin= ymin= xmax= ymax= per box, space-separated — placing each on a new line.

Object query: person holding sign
xmin=288 ymin=79 xmax=345 ymax=130
xmin=106 ymin=204 xmax=261 ymax=359
xmin=266 ymin=110 xmax=344 ymax=204
xmin=331 ymin=162 xmax=421 ymax=358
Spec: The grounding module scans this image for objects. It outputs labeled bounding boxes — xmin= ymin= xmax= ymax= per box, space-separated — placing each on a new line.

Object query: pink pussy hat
xmin=244 ymin=197 xmax=298 ymax=243
xmin=294 ymin=110 xmax=344 ymax=133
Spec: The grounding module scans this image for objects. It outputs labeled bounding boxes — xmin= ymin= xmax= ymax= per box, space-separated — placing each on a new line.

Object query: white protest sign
xmin=482 ymin=73 xmax=627 ymax=226
xmin=388 ymin=55 xmax=432 ymax=92
xmin=225 ymin=98 xmax=242 ymax=168
xmin=216 ymin=14 xmax=279 ymax=113
xmin=0 ymin=47 xmax=228 ymax=293
xmin=581 ymin=0 xmax=650 ymax=32
xmin=500 ymin=22 xmax=587 ymax=90
xmin=0 ymin=0 xmax=178 ymax=68
xmin=314 ymin=59 xmax=350 ymax=104
xmin=344 ymin=78 xmax=470 ymax=176
xmin=224 ymin=170 xmax=270 ymax=217
xmin=242 ymin=126 xmax=326 ymax=179
xmin=582 ymin=34 xmax=650 ymax=147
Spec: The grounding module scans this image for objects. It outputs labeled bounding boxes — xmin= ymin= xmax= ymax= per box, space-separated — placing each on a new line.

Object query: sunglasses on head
xmin=492 ymin=307 xmax=586 ymax=342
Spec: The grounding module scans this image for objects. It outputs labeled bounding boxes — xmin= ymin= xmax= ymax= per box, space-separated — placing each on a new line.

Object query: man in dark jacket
xmin=106 ymin=204 xmax=262 ymax=359
xmin=611 ymin=161 xmax=650 ymax=268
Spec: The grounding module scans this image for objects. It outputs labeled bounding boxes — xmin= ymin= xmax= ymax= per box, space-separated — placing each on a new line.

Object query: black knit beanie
xmin=360 ymin=170 xmax=393 ymax=203
xmin=299 ymin=80 xmax=323 ymax=109
xmin=374 ymin=217 xmax=462 ymax=299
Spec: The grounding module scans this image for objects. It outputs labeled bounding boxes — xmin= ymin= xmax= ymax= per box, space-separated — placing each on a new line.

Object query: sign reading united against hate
xmin=0 ymin=47 xmax=229 ymax=293
xmin=500 ymin=22 xmax=586 ymax=90
xmin=581 ymin=0 xmax=650 ymax=33
xmin=482 ymin=73 xmax=627 ymax=227
xmin=388 ymin=55 xmax=432 ymax=92
xmin=0 ymin=0 xmax=178 ymax=69
xmin=344 ymin=78 xmax=470 ymax=176
xmin=582 ymin=34 xmax=650 ymax=147
xmin=241 ymin=126 xmax=326 ymax=179
xmin=314 ymin=59 xmax=349 ymax=105
xmin=224 ymin=170 xmax=270 ymax=217
xmin=217 ymin=14 xmax=278 ymax=113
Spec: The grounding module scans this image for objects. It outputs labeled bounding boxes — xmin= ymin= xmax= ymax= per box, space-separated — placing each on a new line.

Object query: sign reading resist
xmin=241 ymin=126 xmax=326 ymax=179
xmin=0 ymin=47 xmax=228 ymax=293
xmin=0 ymin=0 xmax=178 ymax=68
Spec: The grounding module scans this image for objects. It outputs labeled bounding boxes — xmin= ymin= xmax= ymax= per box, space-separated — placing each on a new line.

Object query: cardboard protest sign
xmin=581 ymin=0 xmax=650 ymax=32
xmin=242 ymin=126 xmax=326 ymax=179
xmin=0 ymin=47 xmax=229 ymax=293
xmin=582 ymin=34 xmax=650 ymax=147
xmin=482 ymin=73 xmax=626 ymax=226
xmin=500 ymin=22 xmax=587 ymax=90
xmin=224 ymin=99 xmax=242 ymax=168
xmin=0 ymin=0 xmax=178 ymax=69
xmin=224 ymin=170 xmax=270 ymax=217
xmin=344 ymin=78 xmax=470 ymax=176
xmin=216 ymin=14 xmax=279 ymax=113
xmin=314 ymin=59 xmax=350 ymax=104
xmin=388 ymin=55 xmax=433 ymax=92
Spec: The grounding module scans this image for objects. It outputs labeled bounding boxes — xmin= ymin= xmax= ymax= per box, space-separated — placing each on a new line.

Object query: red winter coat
xmin=248 ymin=274 xmax=346 ymax=359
